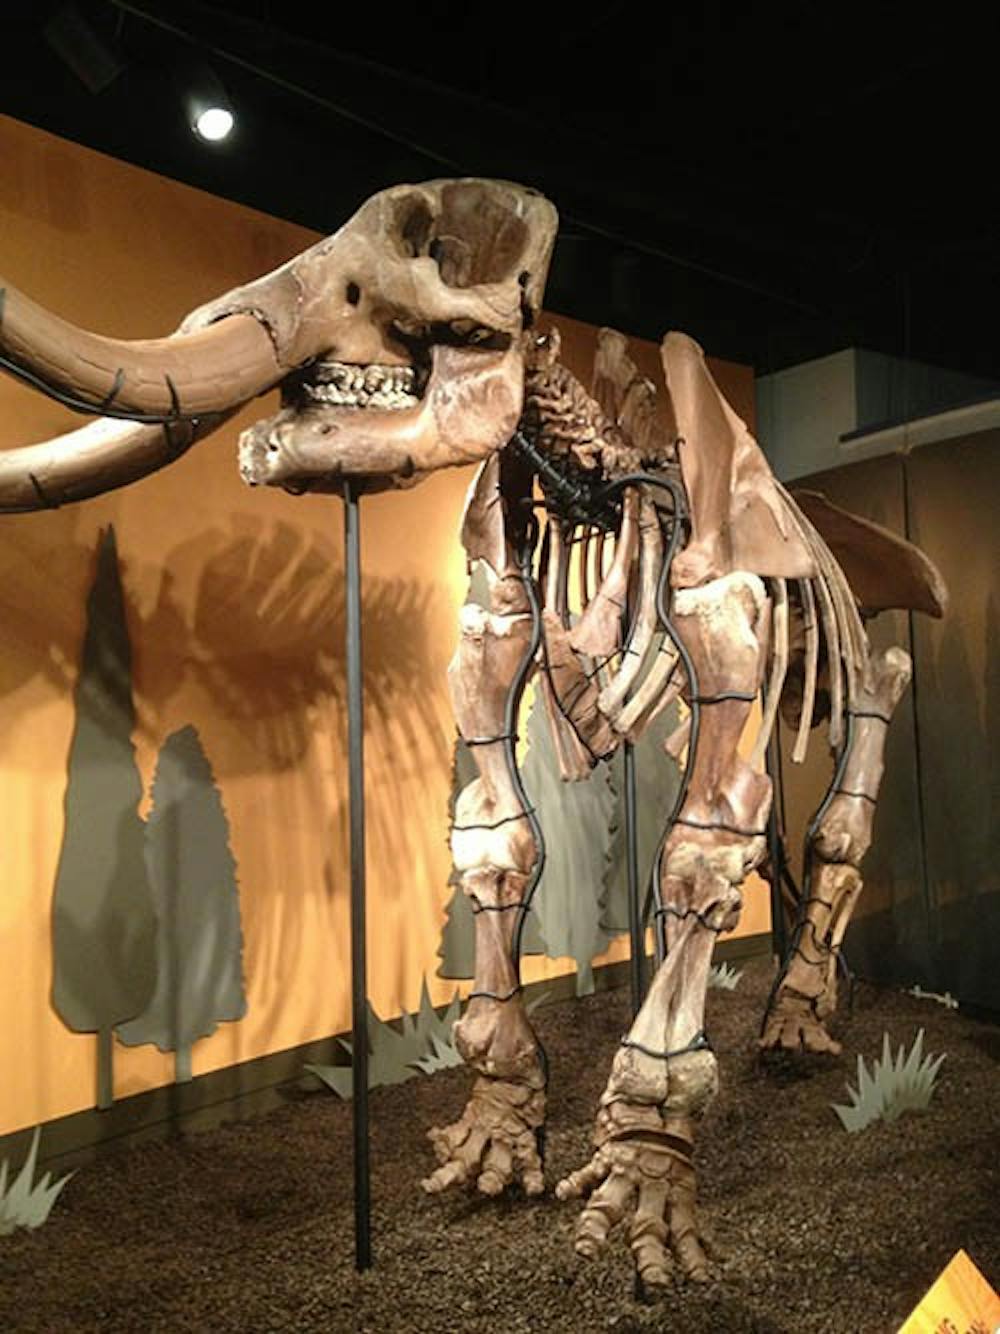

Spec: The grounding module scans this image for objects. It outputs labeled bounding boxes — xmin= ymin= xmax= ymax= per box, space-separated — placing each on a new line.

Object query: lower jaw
xmin=238 ymin=402 xmax=429 ymax=493
xmin=238 ymin=346 xmax=522 ymax=492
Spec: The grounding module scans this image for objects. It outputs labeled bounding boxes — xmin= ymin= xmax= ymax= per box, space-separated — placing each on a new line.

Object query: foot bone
xmin=422 ymin=1073 xmax=545 ymax=1198
xmin=759 ymin=991 xmax=841 ymax=1054
xmin=556 ymin=1102 xmax=710 ymax=1286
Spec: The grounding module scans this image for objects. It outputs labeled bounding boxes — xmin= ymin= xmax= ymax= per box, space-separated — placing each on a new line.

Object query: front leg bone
xmin=560 ymin=572 xmax=771 ymax=1286
xmin=423 ymin=586 xmax=547 ymax=1199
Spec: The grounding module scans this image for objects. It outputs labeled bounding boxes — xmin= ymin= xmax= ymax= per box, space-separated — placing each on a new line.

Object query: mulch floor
xmin=1 ymin=957 xmax=998 ymax=1333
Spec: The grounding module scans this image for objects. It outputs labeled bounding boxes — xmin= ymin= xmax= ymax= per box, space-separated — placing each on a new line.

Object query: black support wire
xmin=623 ymin=739 xmax=645 ymax=1015
xmin=506 ymin=510 xmax=548 ymax=972
xmin=764 ymin=716 xmax=791 ymax=964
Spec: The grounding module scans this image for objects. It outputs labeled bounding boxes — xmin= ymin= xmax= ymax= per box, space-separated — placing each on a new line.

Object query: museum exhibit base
xmin=0 ymin=935 xmax=770 ymax=1176
xmin=2 ymin=958 xmax=997 ymax=1334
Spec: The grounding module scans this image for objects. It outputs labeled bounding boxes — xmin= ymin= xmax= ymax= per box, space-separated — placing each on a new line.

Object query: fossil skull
xmin=0 ymin=179 xmax=557 ymax=509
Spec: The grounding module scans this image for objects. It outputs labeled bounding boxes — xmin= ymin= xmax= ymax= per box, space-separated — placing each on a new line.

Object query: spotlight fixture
xmin=193 ymin=105 xmax=234 ymax=142
xmin=178 ymin=60 xmax=236 ymax=145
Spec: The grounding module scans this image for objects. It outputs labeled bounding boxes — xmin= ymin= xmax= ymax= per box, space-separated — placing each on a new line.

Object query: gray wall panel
xmin=907 ymin=436 xmax=1000 ymax=1009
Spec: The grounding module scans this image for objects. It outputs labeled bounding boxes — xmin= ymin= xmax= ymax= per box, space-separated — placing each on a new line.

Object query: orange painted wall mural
xmin=0 ymin=114 xmax=767 ymax=1138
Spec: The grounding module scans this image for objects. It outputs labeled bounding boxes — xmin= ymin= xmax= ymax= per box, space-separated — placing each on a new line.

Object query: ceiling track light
xmin=194 ymin=105 xmax=234 ymax=142
xmin=175 ymin=58 xmax=236 ymax=144
xmin=44 ymin=3 xmax=125 ymax=95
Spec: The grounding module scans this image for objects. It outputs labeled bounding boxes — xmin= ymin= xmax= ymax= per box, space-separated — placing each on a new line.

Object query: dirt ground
xmin=1 ymin=957 xmax=998 ymax=1333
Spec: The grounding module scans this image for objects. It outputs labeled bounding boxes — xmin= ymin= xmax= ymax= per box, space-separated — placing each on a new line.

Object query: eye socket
xmin=398 ymin=201 xmax=434 ymax=257
xmin=346 ymin=281 xmax=361 ymax=306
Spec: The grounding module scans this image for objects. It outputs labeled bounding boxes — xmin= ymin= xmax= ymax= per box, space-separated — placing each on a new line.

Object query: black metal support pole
xmin=764 ymin=726 xmax=788 ymax=964
xmin=624 ymin=739 xmax=646 ymax=1015
xmin=343 ymin=480 xmax=372 ymax=1272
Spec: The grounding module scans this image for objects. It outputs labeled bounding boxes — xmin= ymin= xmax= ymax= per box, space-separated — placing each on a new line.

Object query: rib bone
xmin=598 ymin=495 xmax=663 ymax=721
xmin=569 ymin=488 xmax=639 ymax=657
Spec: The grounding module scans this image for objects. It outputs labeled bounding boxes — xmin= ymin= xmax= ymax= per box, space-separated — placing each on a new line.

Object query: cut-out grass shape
xmin=0 ymin=1129 xmax=74 ymax=1236
xmin=409 ymin=987 xmax=552 ymax=1075
xmin=306 ymin=981 xmax=462 ymax=1098
xmin=708 ymin=961 xmax=744 ymax=991
xmin=412 ymin=1033 xmax=465 ymax=1075
xmin=832 ymin=1029 xmax=945 ymax=1134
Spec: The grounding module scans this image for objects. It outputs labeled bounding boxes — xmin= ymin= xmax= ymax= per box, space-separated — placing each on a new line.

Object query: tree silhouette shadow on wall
xmin=51 ymin=529 xmax=157 ymax=1110
xmin=0 ymin=507 xmax=106 ymax=703
xmin=140 ymin=515 xmax=446 ymax=771
xmin=136 ymin=514 xmax=454 ymax=1041
xmin=51 ymin=530 xmax=248 ymax=1107
xmin=11 ymin=501 xmax=465 ymax=1107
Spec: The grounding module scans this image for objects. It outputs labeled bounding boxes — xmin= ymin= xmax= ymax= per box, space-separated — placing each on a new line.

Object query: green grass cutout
xmin=708 ymin=962 xmax=744 ymax=991
xmin=832 ymin=1029 xmax=945 ymax=1134
xmin=306 ymin=981 xmax=462 ymax=1097
xmin=0 ymin=1129 xmax=73 ymax=1236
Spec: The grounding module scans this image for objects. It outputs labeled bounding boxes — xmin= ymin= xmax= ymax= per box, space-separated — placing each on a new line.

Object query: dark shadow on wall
xmin=780 ymin=439 xmax=1000 ymax=1011
xmin=0 ymin=507 xmax=113 ymax=703
xmin=907 ymin=438 xmax=1000 ymax=1011
xmin=139 ymin=516 xmax=449 ymax=774
xmin=41 ymin=516 xmax=456 ymax=1102
xmin=137 ymin=516 xmax=456 ymax=1038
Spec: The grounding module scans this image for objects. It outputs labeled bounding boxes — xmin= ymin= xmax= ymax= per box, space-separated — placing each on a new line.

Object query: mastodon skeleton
xmin=0 ymin=178 xmax=946 ymax=1288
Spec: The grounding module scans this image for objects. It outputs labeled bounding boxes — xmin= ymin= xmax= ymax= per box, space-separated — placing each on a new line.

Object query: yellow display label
xmin=898 ymin=1249 xmax=1000 ymax=1334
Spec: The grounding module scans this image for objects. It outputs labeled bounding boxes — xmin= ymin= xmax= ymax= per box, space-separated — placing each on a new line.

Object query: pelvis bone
xmin=0 ymin=179 xmax=558 ymax=510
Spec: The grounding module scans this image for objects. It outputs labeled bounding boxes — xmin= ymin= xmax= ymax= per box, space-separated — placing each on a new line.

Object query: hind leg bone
xmin=760 ymin=646 xmax=912 ymax=1053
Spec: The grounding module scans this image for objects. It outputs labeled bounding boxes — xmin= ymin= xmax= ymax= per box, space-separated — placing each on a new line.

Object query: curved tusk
xmin=0 ymin=281 xmax=281 ymax=418
xmin=0 ymin=413 xmax=226 ymax=513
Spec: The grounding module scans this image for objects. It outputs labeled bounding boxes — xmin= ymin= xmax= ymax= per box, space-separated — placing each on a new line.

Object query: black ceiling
xmin=5 ymin=1 xmax=1000 ymax=379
